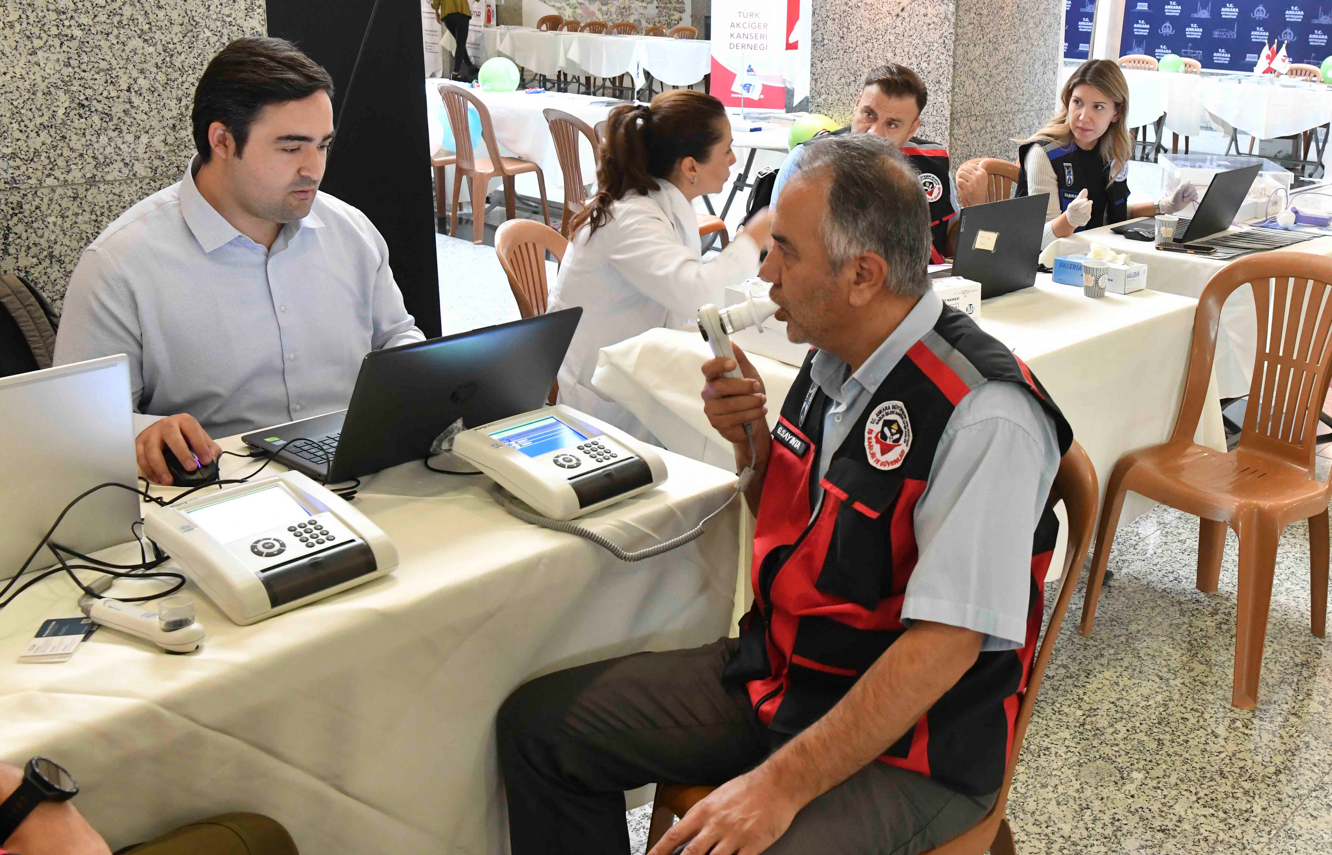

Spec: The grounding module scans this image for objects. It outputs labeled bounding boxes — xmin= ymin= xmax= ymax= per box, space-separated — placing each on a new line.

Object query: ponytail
xmin=570 ymin=89 xmax=727 ymax=239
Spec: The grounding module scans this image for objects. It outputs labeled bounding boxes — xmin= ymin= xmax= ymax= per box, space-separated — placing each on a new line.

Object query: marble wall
xmin=1 ymin=0 xmax=266 ymax=309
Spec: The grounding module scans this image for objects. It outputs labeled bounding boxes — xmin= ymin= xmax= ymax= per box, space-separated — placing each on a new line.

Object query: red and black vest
xmin=722 ymin=303 xmax=1073 ymax=797
xmin=813 ymin=128 xmax=957 ymax=263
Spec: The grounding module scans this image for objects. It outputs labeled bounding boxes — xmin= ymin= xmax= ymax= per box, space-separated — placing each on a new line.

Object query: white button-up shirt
xmin=55 ymin=159 xmax=425 ymax=437
xmin=549 ymin=182 xmax=761 ymax=440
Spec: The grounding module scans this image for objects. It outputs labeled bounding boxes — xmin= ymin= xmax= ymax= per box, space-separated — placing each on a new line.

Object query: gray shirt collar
xmin=810 ymin=289 xmax=943 ymax=404
xmin=179 ymin=157 xmax=325 ymax=254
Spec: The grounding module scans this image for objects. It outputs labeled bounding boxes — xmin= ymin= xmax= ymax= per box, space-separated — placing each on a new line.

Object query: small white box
xmin=932 ymin=275 xmax=981 ymax=318
xmin=1052 ymin=254 xmax=1147 ymax=294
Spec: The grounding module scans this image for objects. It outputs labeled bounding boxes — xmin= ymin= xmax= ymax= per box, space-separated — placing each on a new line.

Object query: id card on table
xmin=19 ymin=617 xmax=99 ymax=664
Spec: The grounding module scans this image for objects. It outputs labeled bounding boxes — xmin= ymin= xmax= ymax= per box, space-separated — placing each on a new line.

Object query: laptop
xmin=953 ymin=193 xmax=1048 ymax=299
xmin=242 ymin=308 xmax=582 ymax=483
xmin=0 ymin=355 xmax=140 ymax=578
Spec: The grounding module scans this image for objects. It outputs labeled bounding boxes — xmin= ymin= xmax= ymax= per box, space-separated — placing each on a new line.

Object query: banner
xmin=1064 ymin=0 xmax=1096 ymax=59
xmin=710 ymin=0 xmax=787 ymax=109
xmin=1118 ymin=0 xmax=1331 ymax=70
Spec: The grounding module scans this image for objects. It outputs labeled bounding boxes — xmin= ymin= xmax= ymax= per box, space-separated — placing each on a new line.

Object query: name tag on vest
xmin=773 ymin=422 xmax=809 ymax=458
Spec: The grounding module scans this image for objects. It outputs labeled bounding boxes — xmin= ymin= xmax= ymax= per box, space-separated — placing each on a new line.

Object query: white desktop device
xmin=143 ymin=472 xmax=398 ymax=625
xmin=452 ymin=405 xmax=667 ymax=520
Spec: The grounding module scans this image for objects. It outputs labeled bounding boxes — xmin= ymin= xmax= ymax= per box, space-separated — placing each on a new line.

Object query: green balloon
xmin=479 ymin=57 xmax=520 ymax=92
xmin=1322 ymin=56 xmax=1332 ymax=84
xmin=1159 ymin=54 xmax=1184 ymax=73
xmin=788 ymin=114 xmax=840 ymax=149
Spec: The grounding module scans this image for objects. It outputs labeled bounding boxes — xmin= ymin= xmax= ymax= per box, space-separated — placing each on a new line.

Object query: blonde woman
xmin=1016 ymin=59 xmax=1197 ymax=249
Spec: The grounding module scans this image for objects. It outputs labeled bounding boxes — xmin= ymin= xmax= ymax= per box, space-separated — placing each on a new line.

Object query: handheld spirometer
xmin=143 ymin=472 xmax=397 ymax=625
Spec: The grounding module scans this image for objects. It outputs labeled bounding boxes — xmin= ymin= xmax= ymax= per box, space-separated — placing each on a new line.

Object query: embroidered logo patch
xmin=1064 ymin=163 xmax=1076 ymax=187
xmin=865 ymin=401 xmax=912 ymax=471
xmin=773 ymin=422 xmax=809 ymax=458
xmin=919 ymin=173 xmax=944 ymax=203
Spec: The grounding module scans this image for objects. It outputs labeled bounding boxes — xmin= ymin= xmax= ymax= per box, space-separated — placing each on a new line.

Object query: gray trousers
xmin=497 ymin=637 xmax=995 ymax=855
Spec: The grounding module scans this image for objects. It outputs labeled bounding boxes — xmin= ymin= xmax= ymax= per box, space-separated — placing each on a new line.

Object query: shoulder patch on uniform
xmin=864 ymin=401 xmax=912 ymax=471
xmin=919 ymin=172 xmax=944 ymax=203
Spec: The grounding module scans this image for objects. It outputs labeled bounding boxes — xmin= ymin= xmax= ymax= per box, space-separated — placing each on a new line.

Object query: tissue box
xmin=1052 ymin=255 xmax=1147 ymax=295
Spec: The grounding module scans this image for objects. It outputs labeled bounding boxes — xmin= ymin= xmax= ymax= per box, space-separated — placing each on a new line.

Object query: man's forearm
xmin=753 ymin=621 xmax=983 ymax=807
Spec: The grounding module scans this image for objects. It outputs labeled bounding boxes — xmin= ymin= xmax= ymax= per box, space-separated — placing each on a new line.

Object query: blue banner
xmin=1065 ymin=0 xmax=1096 ymax=59
xmin=1119 ymin=0 xmax=1331 ymax=70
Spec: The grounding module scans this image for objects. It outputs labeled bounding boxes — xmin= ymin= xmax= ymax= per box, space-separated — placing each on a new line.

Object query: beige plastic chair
xmin=1081 ymin=253 xmax=1332 ymax=709
xmin=438 ymin=83 xmax=550 ymax=244
xmin=594 ymin=120 xmax=608 ymax=147
xmin=1182 ymin=57 xmax=1202 ymax=74
xmin=668 ymin=25 xmax=698 ymax=38
xmin=959 ymin=157 xmax=1019 ymax=202
xmin=536 ymin=14 xmax=562 ymax=31
xmin=543 ymin=108 xmax=600 ymax=236
xmin=430 ymin=148 xmax=457 ymax=226
xmin=647 ymin=441 xmax=1100 ymax=855
xmin=581 ymin=20 xmax=608 ymax=33
xmin=495 ymin=219 xmax=568 ymax=403
xmin=609 ymin=21 xmax=639 ymax=34
xmin=644 ymin=25 xmax=668 ymax=37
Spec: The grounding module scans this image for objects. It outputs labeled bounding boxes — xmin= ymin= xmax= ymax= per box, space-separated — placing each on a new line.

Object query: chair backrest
xmin=1182 ymin=57 xmax=1202 ymax=74
xmin=925 ymin=440 xmax=1099 ymax=854
xmin=594 ymin=120 xmax=608 ymax=147
xmin=437 ymin=82 xmax=502 ymax=174
xmin=582 ymin=20 xmax=609 ymax=34
xmin=1288 ymin=63 xmax=1321 ymax=81
xmin=559 ymin=20 xmax=581 ymax=31
xmin=1117 ymin=54 xmax=1159 ymax=71
xmin=544 ymin=108 xmax=601 ymax=211
xmin=536 ymin=14 xmax=562 ymax=31
xmin=644 ymin=25 xmax=668 ymax=36
xmin=977 ymin=157 xmax=1020 ymax=202
xmin=668 ymin=24 xmax=697 ymax=38
xmin=609 ymin=21 xmax=639 ymax=34
xmin=1170 ymin=253 xmax=1332 ymax=472
xmin=495 ymin=220 xmax=568 ymax=318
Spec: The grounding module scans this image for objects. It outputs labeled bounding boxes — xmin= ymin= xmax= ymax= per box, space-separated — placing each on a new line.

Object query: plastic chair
xmin=438 ymin=83 xmax=551 ymax=244
xmin=1182 ymin=57 xmax=1202 ymax=73
xmin=1081 ymin=253 xmax=1332 ymax=709
xmin=558 ymin=19 xmax=581 ymax=31
xmin=543 ymin=108 xmax=600 ymax=236
xmin=644 ymin=25 xmax=668 ymax=37
xmin=962 ymin=157 xmax=1019 ymax=202
xmin=609 ymin=21 xmax=639 ymax=34
xmin=430 ymin=148 xmax=457 ymax=228
xmin=495 ymin=219 xmax=568 ymax=403
xmin=594 ymin=120 xmax=607 ymax=147
xmin=698 ymin=215 xmax=729 ymax=250
xmin=581 ymin=20 xmax=608 ymax=33
xmin=668 ymin=25 xmax=698 ymax=38
xmin=536 ymin=14 xmax=562 ymax=31
xmin=646 ymin=441 xmax=1100 ymax=854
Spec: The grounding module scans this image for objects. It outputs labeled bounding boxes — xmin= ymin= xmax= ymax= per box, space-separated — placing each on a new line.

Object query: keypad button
xmin=288 ymin=525 xmax=298 ymax=531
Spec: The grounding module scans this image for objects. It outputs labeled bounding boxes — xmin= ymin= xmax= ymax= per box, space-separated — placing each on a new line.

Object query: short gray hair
xmin=792 ymin=134 xmax=932 ymax=299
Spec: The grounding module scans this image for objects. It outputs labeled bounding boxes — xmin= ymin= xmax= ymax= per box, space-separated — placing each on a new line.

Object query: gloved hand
xmin=1065 ymin=189 xmax=1093 ymax=228
xmin=1158 ymin=182 xmax=1199 ymax=214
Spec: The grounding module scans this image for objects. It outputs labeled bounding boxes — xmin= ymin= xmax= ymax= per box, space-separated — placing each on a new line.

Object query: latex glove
xmin=1065 ymin=189 xmax=1093 ymax=228
xmin=1158 ymin=182 xmax=1199 ymax=214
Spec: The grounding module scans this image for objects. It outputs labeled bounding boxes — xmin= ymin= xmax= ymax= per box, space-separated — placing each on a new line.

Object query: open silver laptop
xmin=0 ymin=355 xmax=140 ymax=579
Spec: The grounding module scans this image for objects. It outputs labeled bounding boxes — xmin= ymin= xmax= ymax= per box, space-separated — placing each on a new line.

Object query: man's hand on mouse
xmin=136 ymin=414 xmax=221 ymax=486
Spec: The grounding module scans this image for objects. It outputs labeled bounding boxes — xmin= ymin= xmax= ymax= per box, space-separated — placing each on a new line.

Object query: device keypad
xmin=575 ymin=438 xmax=619 ymax=464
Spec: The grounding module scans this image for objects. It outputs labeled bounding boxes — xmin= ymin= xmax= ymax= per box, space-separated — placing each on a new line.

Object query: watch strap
xmin=0 ymin=777 xmax=45 ymax=844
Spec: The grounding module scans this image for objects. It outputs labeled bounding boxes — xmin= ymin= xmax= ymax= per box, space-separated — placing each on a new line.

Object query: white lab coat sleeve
xmin=601 ymin=205 xmax=762 ymax=318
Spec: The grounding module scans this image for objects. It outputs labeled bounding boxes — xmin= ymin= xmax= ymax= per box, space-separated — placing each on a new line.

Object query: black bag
xmin=742 ymin=167 xmax=779 ymax=227
xmin=0 ymin=273 xmax=60 ymax=377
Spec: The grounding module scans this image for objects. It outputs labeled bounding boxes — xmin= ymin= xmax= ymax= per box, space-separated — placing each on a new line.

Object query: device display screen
xmin=491 ymin=416 xmax=588 ymax=458
xmin=185 ymin=485 xmax=311 ymax=544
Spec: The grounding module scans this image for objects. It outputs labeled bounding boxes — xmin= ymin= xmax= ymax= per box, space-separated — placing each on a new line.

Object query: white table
xmin=1202 ymin=78 xmax=1332 ymax=173
xmin=0 ymin=437 xmax=741 ymax=853
xmin=1048 ymin=224 xmax=1332 ymax=398
xmin=591 ymin=276 xmax=1227 ymax=533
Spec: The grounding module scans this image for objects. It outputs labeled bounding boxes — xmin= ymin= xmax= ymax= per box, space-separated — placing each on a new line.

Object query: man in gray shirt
xmin=55 ymin=37 xmax=424 ymax=485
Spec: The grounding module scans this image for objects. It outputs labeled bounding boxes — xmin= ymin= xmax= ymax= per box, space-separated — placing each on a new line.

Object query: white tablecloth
xmin=1201 ymin=78 xmax=1332 ymax=141
xmin=591 ymin=276 xmax=1226 ymax=532
xmin=0 ymin=437 xmax=741 ymax=853
xmin=1048 ymin=225 xmax=1332 ymax=398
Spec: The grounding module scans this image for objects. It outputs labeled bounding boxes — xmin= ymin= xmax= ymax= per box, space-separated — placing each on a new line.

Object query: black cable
xmin=46 ymin=545 xmax=186 ymax=604
xmin=48 ymin=541 xmax=169 ymax=572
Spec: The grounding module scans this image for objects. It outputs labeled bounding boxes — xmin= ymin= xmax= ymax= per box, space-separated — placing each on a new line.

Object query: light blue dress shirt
xmin=806 ymin=290 xmax=1061 ymax=651
xmin=771 ymin=141 xmax=961 ymax=214
xmin=55 ymin=159 xmax=425 ymax=438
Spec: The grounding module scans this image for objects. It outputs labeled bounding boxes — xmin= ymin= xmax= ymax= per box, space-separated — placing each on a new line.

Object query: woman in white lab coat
xmin=548 ymin=89 xmax=774 ymax=441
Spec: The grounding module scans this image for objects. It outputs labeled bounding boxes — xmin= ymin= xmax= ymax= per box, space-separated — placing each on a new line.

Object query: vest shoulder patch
xmin=773 ymin=422 xmax=809 ymax=458
xmin=864 ymin=401 xmax=912 ymax=471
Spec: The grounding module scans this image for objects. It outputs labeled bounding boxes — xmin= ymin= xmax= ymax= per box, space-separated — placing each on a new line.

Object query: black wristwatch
xmin=0 ymin=758 xmax=78 ymax=843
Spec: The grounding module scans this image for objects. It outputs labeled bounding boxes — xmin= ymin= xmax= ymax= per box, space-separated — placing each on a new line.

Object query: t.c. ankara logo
xmin=865 ymin=401 xmax=912 ymax=471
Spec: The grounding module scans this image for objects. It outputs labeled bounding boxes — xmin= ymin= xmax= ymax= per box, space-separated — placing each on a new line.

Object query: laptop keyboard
xmin=1191 ymin=228 xmax=1317 ymax=251
xmin=284 ymin=433 xmax=340 ymax=467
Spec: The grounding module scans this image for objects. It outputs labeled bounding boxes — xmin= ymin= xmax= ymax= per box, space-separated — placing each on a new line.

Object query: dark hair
xmin=795 ymin=135 xmax=931 ymax=299
xmin=570 ymin=89 xmax=727 ymax=238
xmin=192 ymin=37 xmax=335 ymax=163
xmin=861 ymin=64 xmax=928 ymax=116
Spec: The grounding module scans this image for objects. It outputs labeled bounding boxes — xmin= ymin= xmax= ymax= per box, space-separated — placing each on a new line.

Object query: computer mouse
xmin=163 ymin=447 xmax=220 ymax=487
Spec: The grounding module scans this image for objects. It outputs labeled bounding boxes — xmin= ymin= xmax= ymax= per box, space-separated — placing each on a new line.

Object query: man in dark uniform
xmin=770 ymin=64 xmax=985 ymax=262
xmin=496 ymin=134 xmax=1071 ymax=855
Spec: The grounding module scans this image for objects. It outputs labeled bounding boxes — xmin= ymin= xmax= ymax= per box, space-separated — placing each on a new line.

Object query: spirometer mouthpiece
xmin=717 ymin=293 xmax=780 ymax=335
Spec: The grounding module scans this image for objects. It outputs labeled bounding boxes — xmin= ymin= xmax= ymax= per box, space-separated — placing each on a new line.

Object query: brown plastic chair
xmin=1081 ymin=253 xmax=1332 ymax=709
xmin=1182 ymin=57 xmax=1202 ymax=74
xmin=558 ymin=19 xmax=581 ymax=31
xmin=644 ymin=25 xmax=668 ymax=37
xmin=430 ymin=148 xmax=457 ymax=225
xmin=543 ymin=108 xmax=600 ymax=236
xmin=594 ymin=120 xmax=608 ymax=147
xmin=647 ymin=441 xmax=1100 ymax=854
xmin=609 ymin=21 xmax=639 ymax=34
xmin=698 ymin=214 xmax=729 ymax=250
xmin=668 ymin=25 xmax=698 ymax=38
xmin=536 ymin=14 xmax=562 ymax=31
xmin=438 ymin=83 xmax=550 ymax=244
xmin=1288 ymin=63 xmax=1321 ymax=81
xmin=581 ymin=20 xmax=608 ymax=34
xmin=495 ymin=219 xmax=568 ymax=403
xmin=1118 ymin=54 xmax=1159 ymax=70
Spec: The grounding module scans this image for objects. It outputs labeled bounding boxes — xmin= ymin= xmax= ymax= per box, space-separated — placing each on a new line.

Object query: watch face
xmin=31 ymin=758 xmax=75 ymax=795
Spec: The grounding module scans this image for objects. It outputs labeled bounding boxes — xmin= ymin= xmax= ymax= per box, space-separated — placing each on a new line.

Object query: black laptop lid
xmin=953 ymin=194 xmax=1048 ymax=300
xmin=329 ymin=308 xmax=581 ymax=481
xmin=1181 ymin=164 xmax=1261 ymax=242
